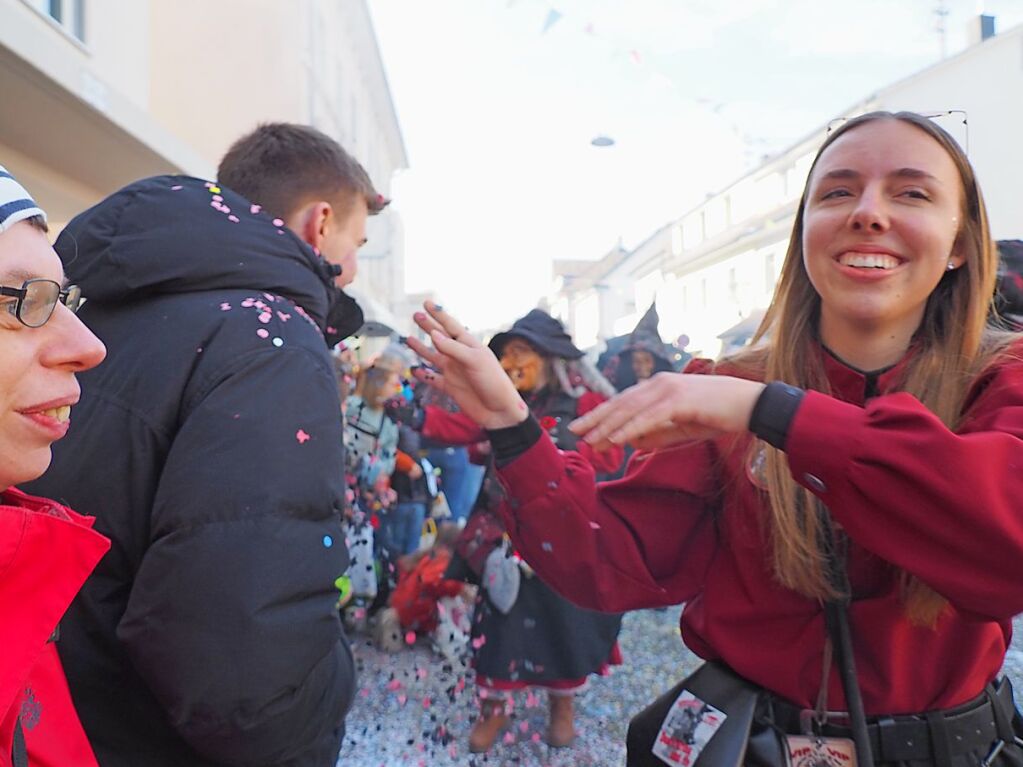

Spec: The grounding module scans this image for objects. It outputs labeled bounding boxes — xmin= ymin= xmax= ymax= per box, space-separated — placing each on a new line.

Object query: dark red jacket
xmin=493 ymin=347 xmax=1023 ymax=715
xmin=0 ymin=488 xmax=109 ymax=767
xmin=423 ymin=391 xmax=624 ymax=478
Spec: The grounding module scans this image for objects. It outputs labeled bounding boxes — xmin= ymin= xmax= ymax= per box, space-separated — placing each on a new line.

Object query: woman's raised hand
xmin=569 ymin=372 xmax=766 ymax=451
xmin=405 ymin=302 xmax=528 ymax=430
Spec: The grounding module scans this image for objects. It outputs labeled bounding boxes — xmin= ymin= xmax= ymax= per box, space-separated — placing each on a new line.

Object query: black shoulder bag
xmin=626 ymin=515 xmax=875 ymax=767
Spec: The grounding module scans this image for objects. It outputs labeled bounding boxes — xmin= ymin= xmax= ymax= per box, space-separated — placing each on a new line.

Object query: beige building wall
xmin=147 ymin=1 xmax=306 ymax=170
xmin=0 ymin=0 xmax=208 ymax=225
xmin=1 ymin=0 xmax=408 ymax=327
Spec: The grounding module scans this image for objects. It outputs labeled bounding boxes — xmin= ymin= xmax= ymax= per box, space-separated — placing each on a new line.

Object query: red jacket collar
xmin=818 ymin=343 xmax=915 ymax=405
xmin=0 ymin=487 xmax=109 ymax=725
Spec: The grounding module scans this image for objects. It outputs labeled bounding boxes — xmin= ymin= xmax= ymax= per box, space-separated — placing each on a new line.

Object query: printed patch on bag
xmin=652 ymin=690 xmax=726 ymax=766
xmin=785 ymin=735 xmax=858 ymax=767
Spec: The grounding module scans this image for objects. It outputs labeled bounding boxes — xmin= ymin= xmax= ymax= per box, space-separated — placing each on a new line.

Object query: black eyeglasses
xmin=0 ymin=279 xmax=83 ymax=328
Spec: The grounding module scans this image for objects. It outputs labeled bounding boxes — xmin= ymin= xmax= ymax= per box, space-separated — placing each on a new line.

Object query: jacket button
xmin=803 ymin=473 xmax=827 ymax=492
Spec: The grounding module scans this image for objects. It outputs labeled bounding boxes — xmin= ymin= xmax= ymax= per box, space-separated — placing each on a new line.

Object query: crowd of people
xmin=3 ymin=109 xmax=1023 ymax=767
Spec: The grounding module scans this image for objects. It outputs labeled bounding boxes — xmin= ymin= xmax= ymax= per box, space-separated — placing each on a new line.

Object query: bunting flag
xmin=506 ymin=0 xmax=651 ymax=70
xmin=541 ymin=8 xmax=562 ymax=34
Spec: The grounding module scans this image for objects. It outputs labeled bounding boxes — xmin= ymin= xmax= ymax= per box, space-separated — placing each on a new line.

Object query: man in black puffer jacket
xmin=27 ymin=124 xmax=386 ymax=766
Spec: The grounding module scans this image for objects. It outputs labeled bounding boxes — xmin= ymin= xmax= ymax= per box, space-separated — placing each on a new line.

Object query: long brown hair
xmin=730 ymin=111 xmax=1011 ymax=626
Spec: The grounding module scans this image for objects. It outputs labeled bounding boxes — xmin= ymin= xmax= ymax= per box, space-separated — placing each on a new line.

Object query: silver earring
xmin=946 ymin=262 xmax=956 ymax=271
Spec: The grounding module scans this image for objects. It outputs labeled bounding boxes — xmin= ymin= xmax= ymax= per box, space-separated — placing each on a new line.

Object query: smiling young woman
xmin=406 ymin=111 xmax=1023 ymax=767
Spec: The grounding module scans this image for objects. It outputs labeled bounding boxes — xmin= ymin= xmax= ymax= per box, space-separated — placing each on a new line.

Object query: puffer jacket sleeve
xmin=116 ymin=346 xmax=354 ymax=766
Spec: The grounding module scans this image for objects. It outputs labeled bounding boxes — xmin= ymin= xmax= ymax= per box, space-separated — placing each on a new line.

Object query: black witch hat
xmin=488 ymin=309 xmax=584 ymax=360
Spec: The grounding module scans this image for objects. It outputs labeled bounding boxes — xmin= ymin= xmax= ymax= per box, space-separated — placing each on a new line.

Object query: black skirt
xmin=471 ymin=568 xmax=623 ymax=685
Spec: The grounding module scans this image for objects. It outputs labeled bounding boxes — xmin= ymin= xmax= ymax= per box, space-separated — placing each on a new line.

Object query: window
xmin=25 ymin=0 xmax=85 ymax=40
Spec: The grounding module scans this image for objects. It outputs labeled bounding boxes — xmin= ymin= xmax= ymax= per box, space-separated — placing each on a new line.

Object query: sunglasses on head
xmin=0 ymin=278 xmax=83 ymax=327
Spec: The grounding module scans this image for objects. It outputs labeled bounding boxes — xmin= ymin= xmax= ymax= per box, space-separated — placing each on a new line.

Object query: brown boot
xmin=468 ymin=698 xmax=510 ymax=753
xmin=546 ymin=693 xmax=576 ymax=748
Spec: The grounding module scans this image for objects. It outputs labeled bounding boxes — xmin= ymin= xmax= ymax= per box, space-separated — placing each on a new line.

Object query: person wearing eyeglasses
xmin=407 ymin=112 xmax=1023 ymax=767
xmin=0 ymin=166 xmax=108 ymax=766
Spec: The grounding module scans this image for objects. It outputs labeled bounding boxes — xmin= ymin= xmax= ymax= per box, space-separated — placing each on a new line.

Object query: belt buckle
xmin=799 ymin=708 xmax=852 ymax=735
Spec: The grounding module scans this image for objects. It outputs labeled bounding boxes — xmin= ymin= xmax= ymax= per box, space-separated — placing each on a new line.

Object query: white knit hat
xmin=0 ymin=165 xmax=46 ymax=233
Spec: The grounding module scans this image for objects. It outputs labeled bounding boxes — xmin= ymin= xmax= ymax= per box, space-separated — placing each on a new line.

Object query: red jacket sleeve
xmin=421 ymin=406 xmax=486 ymax=446
xmin=495 ymin=433 xmax=719 ymax=612
xmin=785 ymin=356 xmax=1023 ymax=619
xmin=574 ymin=391 xmax=625 ymax=475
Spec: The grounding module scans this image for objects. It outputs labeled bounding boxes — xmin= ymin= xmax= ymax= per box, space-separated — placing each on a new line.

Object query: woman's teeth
xmin=840 ymin=252 xmax=899 ymax=270
xmin=40 ymin=405 xmax=71 ymax=422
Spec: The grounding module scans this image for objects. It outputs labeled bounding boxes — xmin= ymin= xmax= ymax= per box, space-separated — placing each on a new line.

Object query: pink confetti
xmin=221 ymin=205 xmax=231 ymax=214
xmin=220 ymin=303 xmax=231 ymax=311
xmin=276 ymin=311 xmax=291 ymax=321
xmin=241 ymin=299 xmax=255 ymax=307
xmin=531 ymin=732 xmax=542 ymax=742
xmin=502 ymin=732 xmax=515 ymax=745
xmin=519 ymin=721 xmax=529 ymax=733
xmin=589 ymin=521 xmax=601 ymax=529
xmin=250 ymin=204 xmax=261 ymax=214
xmin=170 ymin=185 xmax=183 ymax=191
xmin=421 ymin=696 xmax=431 ymax=708
xmin=204 ymin=182 xmax=214 ymax=188
xmin=210 ymin=201 xmax=221 ymax=209
xmin=258 ymin=312 xmax=272 ymax=323
xmin=397 ymin=694 xmax=407 ymax=705
xmin=296 ymin=429 xmax=310 ymax=444
xmin=416 ymin=667 xmax=428 ymax=679
xmin=263 ymin=293 xmax=275 ymax=301
xmin=471 ymin=635 xmax=486 ymax=649
xmin=212 ymin=195 xmax=223 ymax=202
xmin=256 ymin=329 xmax=269 ymax=339
xmin=405 ymin=631 xmax=416 ymax=645
xmin=272 ymin=218 xmax=284 ymax=227
xmin=228 ymin=215 xmax=240 ymax=223
xmin=386 ymin=679 xmax=402 ymax=691
xmin=359 ymin=687 xmax=370 ymax=697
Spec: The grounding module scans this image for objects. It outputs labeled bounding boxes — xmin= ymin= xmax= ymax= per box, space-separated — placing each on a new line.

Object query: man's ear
xmin=288 ymin=201 xmax=332 ymax=251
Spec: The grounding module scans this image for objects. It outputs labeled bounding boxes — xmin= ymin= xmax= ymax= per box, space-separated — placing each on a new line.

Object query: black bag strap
xmin=12 ymin=717 xmax=28 ymax=767
xmin=821 ymin=512 xmax=876 ymax=767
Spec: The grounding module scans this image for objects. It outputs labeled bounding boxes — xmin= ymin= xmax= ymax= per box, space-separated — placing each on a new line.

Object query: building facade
xmin=0 ymin=0 xmax=408 ymax=325
xmin=551 ymin=18 xmax=1023 ymax=359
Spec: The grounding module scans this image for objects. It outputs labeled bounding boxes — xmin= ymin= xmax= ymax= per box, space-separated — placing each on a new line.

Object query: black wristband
xmin=748 ymin=381 xmax=806 ymax=450
xmin=487 ymin=415 xmax=543 ymax=468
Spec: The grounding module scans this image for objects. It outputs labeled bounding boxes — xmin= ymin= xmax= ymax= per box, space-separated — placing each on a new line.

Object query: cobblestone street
xmin=338 ymin=610 xmax=1023 ymax=766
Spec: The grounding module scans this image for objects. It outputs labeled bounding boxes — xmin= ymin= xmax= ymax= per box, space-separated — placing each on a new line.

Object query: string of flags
xmin=505 ymin=0 xmax=645 ymax=67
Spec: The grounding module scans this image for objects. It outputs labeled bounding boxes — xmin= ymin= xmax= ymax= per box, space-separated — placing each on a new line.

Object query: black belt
xmin=768 ymin=679 xmax=1019 ymax=764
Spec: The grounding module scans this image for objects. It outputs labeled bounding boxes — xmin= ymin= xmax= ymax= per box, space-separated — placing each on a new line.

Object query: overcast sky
xmin=368 ymin=0 xmax=1023 ymax=331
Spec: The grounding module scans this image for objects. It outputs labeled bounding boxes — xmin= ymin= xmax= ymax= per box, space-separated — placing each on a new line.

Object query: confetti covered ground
xmin=337 ymin=611 xmax=1023 ymax=767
